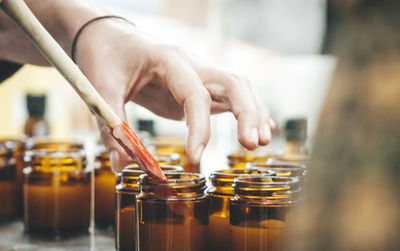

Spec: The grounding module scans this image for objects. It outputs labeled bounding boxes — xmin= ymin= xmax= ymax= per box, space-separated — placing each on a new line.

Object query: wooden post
xmin=288 ymin=1 xmax=400 ymax=250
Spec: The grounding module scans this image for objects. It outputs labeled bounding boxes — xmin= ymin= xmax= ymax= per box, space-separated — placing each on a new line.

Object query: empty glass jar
xmin=207 ymin=168 xmax=275 ymax=251
xmin=0 ymin=141 xmax=17 ymax=222
xmin=23 ymin=149 xmax=90 ymax=236
xmin=137 ymin=172 xmax=209 ymax=251
xmin=115 ymin=165 xmax=183 ymax=251
xmin=95 ymin=147 xmax=182 ymax=228
xmin=230 ymin=175 xmax=299 ymax=251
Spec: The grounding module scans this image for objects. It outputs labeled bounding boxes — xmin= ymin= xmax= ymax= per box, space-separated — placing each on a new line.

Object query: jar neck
xmin=249 ymin=162 xmax=307 ymax=178
xmin=209 ymin=168 xmax=274 ymax=195
xmin=119 ymin=165 xmax=185 ymax=192
xmin=25 ymin=139 xmax=83 ymax=151
xmin=233 ymin=175 xmax=300 ymax=204
xmin=118 ymin=169 xmax=144 ymax=192
xmin=24 ymin=149 xmax=85 ymax=172
xmin=139 ymin=173 xmax=206 ymax=200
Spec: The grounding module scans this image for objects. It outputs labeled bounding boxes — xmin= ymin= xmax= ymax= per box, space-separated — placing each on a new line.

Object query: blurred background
xmin=0 ymin=0 xmax=336 ymax=176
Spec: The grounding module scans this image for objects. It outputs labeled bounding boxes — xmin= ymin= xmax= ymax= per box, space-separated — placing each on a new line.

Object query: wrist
xmin=49 ymin=0 xmax=108 ymax=56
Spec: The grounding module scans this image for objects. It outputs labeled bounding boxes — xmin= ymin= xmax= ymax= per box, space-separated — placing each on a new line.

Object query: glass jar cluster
xmin=115 ymin=162 xmax=305 ymax=251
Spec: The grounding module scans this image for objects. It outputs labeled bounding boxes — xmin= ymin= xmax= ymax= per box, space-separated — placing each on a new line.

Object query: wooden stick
xmin=0 ymin=0 xmax=120 ymax=128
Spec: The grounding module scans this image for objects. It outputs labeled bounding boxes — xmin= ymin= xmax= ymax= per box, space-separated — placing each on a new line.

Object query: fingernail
xmin=110 ymin=150 xmax=120 ymax=173
xmin=250 ymin=128 xmax=258 ymax=145
xmin=264 ymin=123 xmax=271 ymax=141
xmin=194 ymin=145 xmax=204 ymax=163
xmin=269 ymin=119 xmax=276 ymax=129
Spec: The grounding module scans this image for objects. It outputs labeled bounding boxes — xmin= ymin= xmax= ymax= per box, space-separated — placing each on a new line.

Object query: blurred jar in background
xmin=137 ymin=173 xmax=209 ymax=251
xmin=230 ymin=176 xmax=299 ymax=251
xmin=115 ymin=165 xmax=183 ymax=251
xmin=24 ymin=94 xmax=49 ymax=137
xmin=275 ymin=118 xmax=309 ymax=164
xmin=23 ymin=149 xmax=90 ymax=236
xmin=207 ymin=168 xmax=275 ymax=251
xmin=94 ymin=148 xmax=115 ymax=229
xmin=95 ymin=146 xmax=182 ymax=229
xmin=0 ymin=141 xmax=17 ymax=222
xmin=0 ymin=139 xmax=24 ymax=217
xmin=151 ymin=137 xmax=200 ymax=173
xmin=227 ymin=148 xmax=275 ymax=168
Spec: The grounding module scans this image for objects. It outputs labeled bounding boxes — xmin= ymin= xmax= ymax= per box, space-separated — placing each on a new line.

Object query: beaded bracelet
xmin=71 ymin=15 xmax=135 ymax=62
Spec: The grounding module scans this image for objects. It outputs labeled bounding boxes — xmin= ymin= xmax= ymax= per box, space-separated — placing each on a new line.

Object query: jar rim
xmin=25 ymin=138 xmax=83 ymax=150
xmin=210 ymin=168 xmax=274 ymax=179
xmin=248 ymin=162 xmax=306 ymax=172
xmin=25 ymin=148 xmax=85 ymax=159
xmin=123 ymin=164 xmax=183 ymax=172
xmin=233 ymin=175 xmax=297 ymax=188
xmin=139 ymin=172 xmax=205 ymax=186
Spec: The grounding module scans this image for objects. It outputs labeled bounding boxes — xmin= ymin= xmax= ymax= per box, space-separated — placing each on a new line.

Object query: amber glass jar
xmin=0 ymin=142 xmax=17 ymax=221
xmin=151 ymin=137 xmax=200 ymax=173
xmin=95 ymin=148 xmax=182 ymax=228
xmin=227 ymin=148 xmax=275 ymax=168
xmin=115 ymin=165 xmax=183 ymax=251
xmin=207 ymin=168 xmax=274 ymax=251
xmin=230 ymin=175 xmax=299 ymax=251
xmin=276 ymin=118 xmax=309 ymax=164
xmin=23 ymin=149 xmax=90 ymax=235
xmin=137 ymin=172 xmax=209 ymax=251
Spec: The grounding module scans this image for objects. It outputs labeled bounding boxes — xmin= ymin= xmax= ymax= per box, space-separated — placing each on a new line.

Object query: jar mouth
xmin=119 ymin=165 xmax=184 ymax=183
xmin=248 ymin=162 xmax=307 ymax=177
xmin=233 ymin=175 xmax=300 ymax=204
xmin=25 ymin=149 xmax=85 ymax=159
xmin=25 ymin=138 xmax=83 ymax=150
xmin=211 ymin=168 xmax=274 ymax=180
xmin=233 ymin=175 xmax=296 ymax=188
xmin=139 ymin=172 xmax=207 ymax=200
xmin=140 ymin=172 xmax=205 ymax=186
xmin=24 ymin=149 xmax=86 ymax=171
xmin=124 ymin=164 xmax=184 ymax=173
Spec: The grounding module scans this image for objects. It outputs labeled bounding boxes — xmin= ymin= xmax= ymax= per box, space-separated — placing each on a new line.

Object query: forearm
xmin=0 ymin=0 xmax=107 ymax=65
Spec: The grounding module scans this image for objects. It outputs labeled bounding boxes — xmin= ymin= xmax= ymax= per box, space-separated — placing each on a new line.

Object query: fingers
xmin=190 ymin=59 xmax=274 ymax=149
xmin=156 ymin=48 xmax=212 ymax=164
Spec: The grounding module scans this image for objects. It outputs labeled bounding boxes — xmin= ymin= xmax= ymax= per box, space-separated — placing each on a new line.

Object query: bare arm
xmin=0 ymin=0 xmax=274 ymax=171
xmin=0 ymin=0 xmax=105 ymax=65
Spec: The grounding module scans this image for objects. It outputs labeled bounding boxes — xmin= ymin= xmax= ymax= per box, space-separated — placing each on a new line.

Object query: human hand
xmin=74 ymin=18 xmax=275 ymax=172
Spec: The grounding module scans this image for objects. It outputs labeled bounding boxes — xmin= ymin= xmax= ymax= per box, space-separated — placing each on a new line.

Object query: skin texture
xmin=0 ymin=0 xmax=275 ymax=172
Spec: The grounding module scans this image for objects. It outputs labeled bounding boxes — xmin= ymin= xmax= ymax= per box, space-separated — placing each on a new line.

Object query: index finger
xmin=156 ymin=50 xmax=212 ymax=164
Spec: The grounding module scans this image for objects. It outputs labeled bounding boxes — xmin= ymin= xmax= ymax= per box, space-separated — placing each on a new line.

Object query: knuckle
xmin=161 ymin=44 xmax=187 ymax=59
xmin=225 ymin=73 xmax=251 ymax=88
xmin=226 ymin=73 xmax=242 ymax=85
xmin=197 ymin=89 xmax=212 ymax=105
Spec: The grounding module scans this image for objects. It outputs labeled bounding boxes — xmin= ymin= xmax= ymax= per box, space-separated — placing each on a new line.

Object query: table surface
xmin=0 ymin=221 xmax=115 ymax=251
